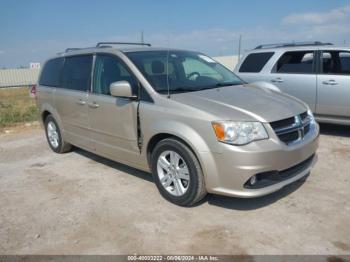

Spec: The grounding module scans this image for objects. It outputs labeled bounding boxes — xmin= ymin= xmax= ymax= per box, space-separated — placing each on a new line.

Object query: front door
xmin=268 ymin=50 xmax=317 ymax=112
xmin=88 ymin=54 xmax=140 ymax=164
xmin=316 ymin=50 xmax=350 ymax=117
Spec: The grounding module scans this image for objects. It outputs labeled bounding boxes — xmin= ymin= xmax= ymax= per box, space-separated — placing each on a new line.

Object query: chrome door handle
xmin=322 ymin=80 xmax=338 ymax=85
xmin=76 ymin=99 xmax=86 ymax=105
xmin=88 ymin=102 xmax=99 ymax=108
xmin=271 ymin=78 xmax=283 ymax=83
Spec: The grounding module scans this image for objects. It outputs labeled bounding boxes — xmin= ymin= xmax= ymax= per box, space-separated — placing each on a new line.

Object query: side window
xmin=322 ymin=51 xmax=350 ymax=75
xmin=340 ymin=52 xmax=350 ymax=73
xmin=93 ymin=55 xmax=137 ymax=95
xmin=39 ymin=58 xmax=64 ymax=87
xmin=239 ymin=52 xmax=274 ymax=73
xmin=275 ymin=51 xmax=314 ymax=74
xmin=61 ymin=55 xmax=92 ymax=91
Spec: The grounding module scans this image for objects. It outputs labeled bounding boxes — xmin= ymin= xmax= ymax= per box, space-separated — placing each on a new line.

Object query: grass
xmin=0 ymin=87 xmax=39 ymax=127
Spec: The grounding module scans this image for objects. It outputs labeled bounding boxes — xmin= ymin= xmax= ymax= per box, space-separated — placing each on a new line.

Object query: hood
xmin=170 ymin=84 xmax=307 ymax=122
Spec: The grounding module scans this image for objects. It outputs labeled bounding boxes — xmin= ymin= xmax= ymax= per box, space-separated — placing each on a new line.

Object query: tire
xmin=151 ymin=138 xmax=207 ymax=206
xmin=44 ymin=115 xmax=72 ymax=153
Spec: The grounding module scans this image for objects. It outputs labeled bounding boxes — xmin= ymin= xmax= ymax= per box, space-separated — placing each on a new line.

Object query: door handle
xmin=76 ymin=99 xmax=86 ymax=105
xmin=322 ymin=80 xmax=338 ymax=85
xmin=88 ymin=102 xmax=99 ymax=108
xmin=271 ymin=78 xmax=283 ymax=83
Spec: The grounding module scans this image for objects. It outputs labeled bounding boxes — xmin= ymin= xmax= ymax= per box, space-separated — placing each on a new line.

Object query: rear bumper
xmin=202 ymin=122 xmax=319 ymax=198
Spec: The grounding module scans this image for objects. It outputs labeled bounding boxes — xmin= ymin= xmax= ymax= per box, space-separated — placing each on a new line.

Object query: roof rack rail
xmin=96 ymin=42 xmax=151 ymax=47
xmin=65 ymin=48 xmax=83 ymax=52
xmin=254 ymin=41 xmax=333 ymax=49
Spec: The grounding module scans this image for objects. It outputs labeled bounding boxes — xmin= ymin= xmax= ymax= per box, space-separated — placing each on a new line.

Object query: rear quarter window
xmin=239 ymin=52 xmax=274 ymax=73
xmin=39 ymin=58 xmax=64 ymax=87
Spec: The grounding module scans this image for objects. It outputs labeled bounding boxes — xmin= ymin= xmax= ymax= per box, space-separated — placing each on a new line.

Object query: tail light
xmin=30 ymin=84 xmax=37 ymax=98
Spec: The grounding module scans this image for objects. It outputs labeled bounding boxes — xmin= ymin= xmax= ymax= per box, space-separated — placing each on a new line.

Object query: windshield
xmin=126 ymin=50 xmax=242 ymax=94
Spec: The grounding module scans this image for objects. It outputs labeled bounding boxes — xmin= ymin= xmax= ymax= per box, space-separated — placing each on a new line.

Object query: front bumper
xmin=202 ymin=122 xmax=319 ymax=198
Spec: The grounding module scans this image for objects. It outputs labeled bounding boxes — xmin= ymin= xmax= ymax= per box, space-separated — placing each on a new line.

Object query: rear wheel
xmin=44 ymin=115 xmax=72 ymax=153
xmin=151 ymin=138 xmax=206 ymax=206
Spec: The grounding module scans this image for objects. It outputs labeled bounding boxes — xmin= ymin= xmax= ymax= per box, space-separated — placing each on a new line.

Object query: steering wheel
xmin=187 ymin=72 xmax=200 ymax=80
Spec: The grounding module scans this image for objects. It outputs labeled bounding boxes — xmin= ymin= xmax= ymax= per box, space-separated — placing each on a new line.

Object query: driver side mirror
xmin=109 ymin=81 xmax=137 ymax=100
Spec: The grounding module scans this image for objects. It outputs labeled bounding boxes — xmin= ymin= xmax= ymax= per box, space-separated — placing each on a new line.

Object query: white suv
xmin=234 ymin=42 xmax=350 ymax=125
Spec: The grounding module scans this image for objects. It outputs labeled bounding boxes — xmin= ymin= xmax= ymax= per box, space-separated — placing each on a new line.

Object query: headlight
xmin=212 ymin=121 xmax=268 ymax=145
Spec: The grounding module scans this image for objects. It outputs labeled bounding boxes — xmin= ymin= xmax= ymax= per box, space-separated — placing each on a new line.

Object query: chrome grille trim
xmin=270 ymin=111 xmax=311 ymax=144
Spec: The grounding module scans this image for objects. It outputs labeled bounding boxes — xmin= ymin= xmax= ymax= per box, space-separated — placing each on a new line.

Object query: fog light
xmin=250 ymin=175 xmax=257 ymax=185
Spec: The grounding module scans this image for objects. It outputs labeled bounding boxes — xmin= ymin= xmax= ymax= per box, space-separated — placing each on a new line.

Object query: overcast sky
xmin=1 ymin=0 xmax=350 ymax=68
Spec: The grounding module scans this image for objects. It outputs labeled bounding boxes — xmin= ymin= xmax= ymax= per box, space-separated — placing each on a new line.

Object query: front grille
xmin=270 ymin=111 xmax=311 ymax=145
xmin=270 ymin=117 xmax=295 ymax=130
xmin=244 ymin=154 xmax=315 ymax=189
xmin=304 ymin=124 xmax=310 ymax=134
xmin=279 ymin=130 xmax=299 ymax=143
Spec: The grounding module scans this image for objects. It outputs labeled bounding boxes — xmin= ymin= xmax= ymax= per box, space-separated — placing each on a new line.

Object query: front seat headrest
xmin=152 ymin=60 xmax=165 ymax=74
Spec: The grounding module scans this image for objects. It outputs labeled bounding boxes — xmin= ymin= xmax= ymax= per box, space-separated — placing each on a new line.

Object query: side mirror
xmin=109 ymin=81 xmax=137 ymax=99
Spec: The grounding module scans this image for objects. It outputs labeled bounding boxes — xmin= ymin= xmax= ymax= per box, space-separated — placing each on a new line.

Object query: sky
xmin=1 ymin=0 xmax=350 ymax=68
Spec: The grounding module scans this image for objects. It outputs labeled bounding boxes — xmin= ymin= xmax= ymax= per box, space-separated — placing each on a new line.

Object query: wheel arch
xmin=145 ymin=128 xmax=213 ymax=173
xmin=42 ymin=110 xmax=51 ymax=123
xmin=39 ymin=103 xmax=66 ymax=142
xmin=146 ymin=133 xmax=197 ymax=168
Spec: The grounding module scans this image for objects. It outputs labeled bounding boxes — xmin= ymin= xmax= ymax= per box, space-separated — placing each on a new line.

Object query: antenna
xmin=166 ymin=32 xmax=171 ymax=99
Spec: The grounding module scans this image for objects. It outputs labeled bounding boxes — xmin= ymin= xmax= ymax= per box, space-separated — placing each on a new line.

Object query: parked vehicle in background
xmin=37 ymin=42 xmax=319 ymax=206
xmin=234 ymin=42 xmax=350 ymax=126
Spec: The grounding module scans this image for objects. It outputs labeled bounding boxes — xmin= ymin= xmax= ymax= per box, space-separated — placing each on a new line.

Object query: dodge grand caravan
xmin=37 ymin=42 xmax=319 ymax=206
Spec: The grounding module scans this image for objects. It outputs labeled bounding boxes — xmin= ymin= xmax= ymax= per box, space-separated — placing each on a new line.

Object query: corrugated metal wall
xmin=0 ymin=68 xmax=40 ymax=88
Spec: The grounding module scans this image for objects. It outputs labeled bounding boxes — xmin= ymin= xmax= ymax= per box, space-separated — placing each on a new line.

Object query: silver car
xmin=234 ymin=42 xmax=350 ymax=125
xmin=37 ymin=42 xmax=319 ymax=206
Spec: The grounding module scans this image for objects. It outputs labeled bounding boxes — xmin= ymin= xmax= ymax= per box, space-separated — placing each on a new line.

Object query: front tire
xmin=151 ymin=138 xmax=206 ymax=206
xmin=44 ymin=115 xmax=72 ymax=153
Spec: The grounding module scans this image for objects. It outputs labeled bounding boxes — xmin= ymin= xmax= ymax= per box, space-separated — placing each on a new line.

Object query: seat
xmin=150 ymin=60 xmax=168 ymax=89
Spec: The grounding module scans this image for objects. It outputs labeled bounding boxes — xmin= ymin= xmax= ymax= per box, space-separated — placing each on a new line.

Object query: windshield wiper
xmin=157 ymin=83 xmax=241 ymax=94
xmin=196 ymin=82 xmax=241 ymax=91
xmin=215 ymin=82 xmax=241 ymax=87
xmin=158 ymin=88 xmax=195 ymax=94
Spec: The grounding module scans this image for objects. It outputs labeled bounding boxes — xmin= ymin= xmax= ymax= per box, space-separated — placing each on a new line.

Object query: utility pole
xmin=140 ymin=31 xmax=144 ymax=44
xmin=238 ymin=34 xmax=242 ymax=61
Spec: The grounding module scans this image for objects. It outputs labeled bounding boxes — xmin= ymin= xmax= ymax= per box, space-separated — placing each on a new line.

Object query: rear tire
xmin=151 ymin=138 xmax=206 ymax=206
xmin=44 ymin=115 xmax=72 ymax=153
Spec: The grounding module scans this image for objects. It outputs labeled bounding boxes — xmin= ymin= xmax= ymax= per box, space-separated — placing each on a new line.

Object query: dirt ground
xmin=0 ymin=123 xmax=349 ymax=255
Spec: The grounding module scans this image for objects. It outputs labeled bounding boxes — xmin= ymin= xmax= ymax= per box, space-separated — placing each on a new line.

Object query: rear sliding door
xmin=316 ymin=50 xmax=350 ymax=118
xmin=54 ymin=55 xmax=93 ymax=149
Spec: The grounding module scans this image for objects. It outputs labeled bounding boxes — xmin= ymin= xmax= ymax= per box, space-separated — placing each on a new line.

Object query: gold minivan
xmin=37 ymin=42 xmax=319 ymax=206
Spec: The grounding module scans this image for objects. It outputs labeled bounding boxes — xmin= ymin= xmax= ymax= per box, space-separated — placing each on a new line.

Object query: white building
xmin=213 ymin=55 xmax=239 ymax=71
xmin=0 ymin=68 xmax=40 ymax=88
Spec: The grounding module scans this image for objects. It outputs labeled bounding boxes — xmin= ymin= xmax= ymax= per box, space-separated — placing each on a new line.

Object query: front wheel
xmin=151 ymin=138 xmax=206 ymax=206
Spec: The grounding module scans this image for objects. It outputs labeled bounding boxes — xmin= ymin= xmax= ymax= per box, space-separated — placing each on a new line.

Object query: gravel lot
xmin=0 ymin=123 xmax=349 ymax=255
